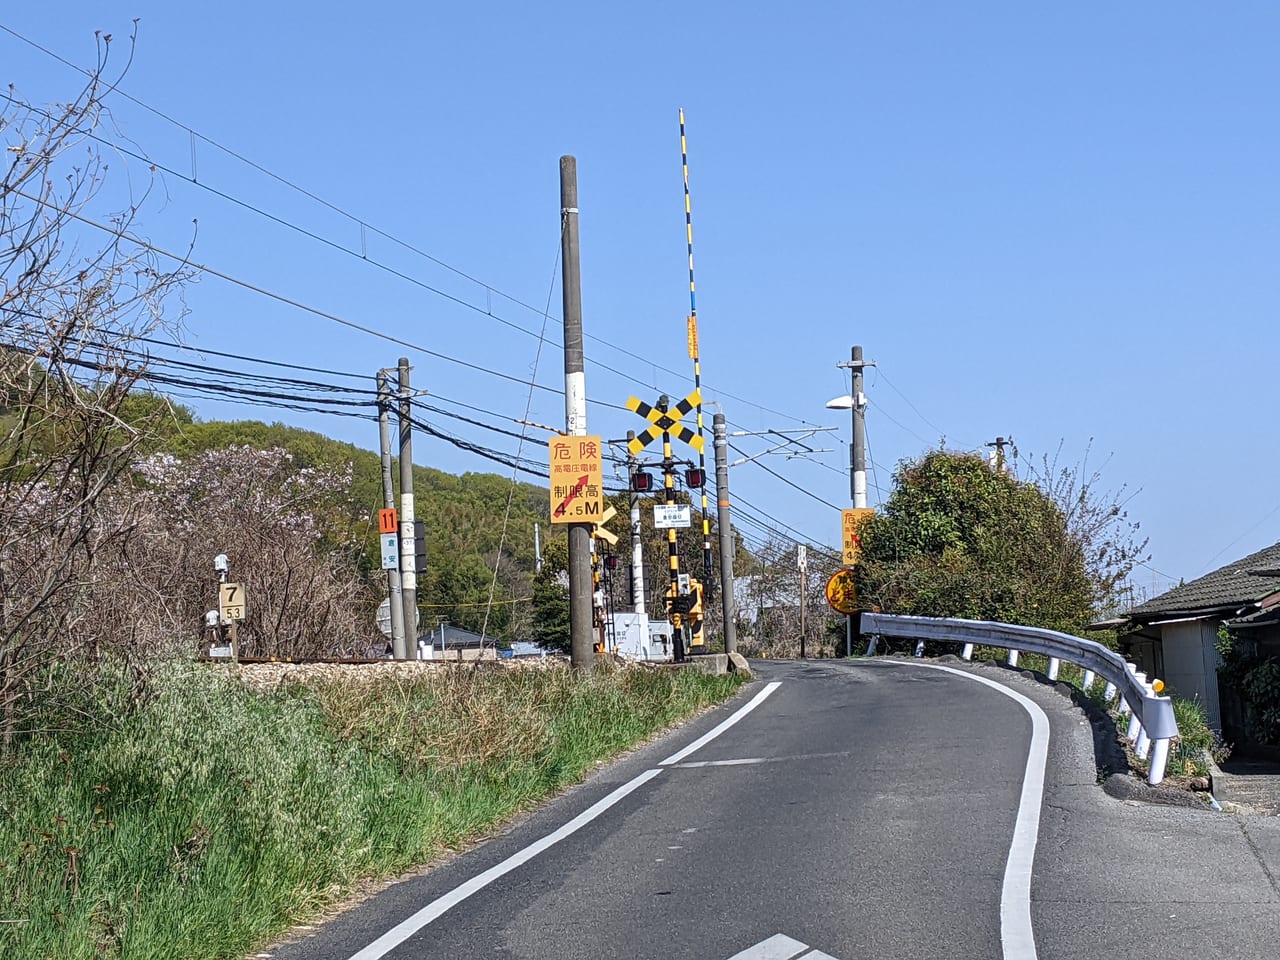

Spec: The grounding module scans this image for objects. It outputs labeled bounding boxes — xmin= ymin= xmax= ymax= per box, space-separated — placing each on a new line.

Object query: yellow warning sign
xmin=549 ymin=435 xmax=603 ymax=524
xmin=842 ymin=508 xmax=875 ymax=566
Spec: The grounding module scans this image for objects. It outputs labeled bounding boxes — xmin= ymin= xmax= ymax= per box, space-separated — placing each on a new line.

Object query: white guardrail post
xmin=860 ymin=613 xmax=1179 ymax=785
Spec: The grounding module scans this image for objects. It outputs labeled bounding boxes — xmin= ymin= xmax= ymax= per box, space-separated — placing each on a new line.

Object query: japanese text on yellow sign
xmin=549 ymin=435 xmax=603 ymax=523
xmin=842 ymin=508 xmax=875 ymax=566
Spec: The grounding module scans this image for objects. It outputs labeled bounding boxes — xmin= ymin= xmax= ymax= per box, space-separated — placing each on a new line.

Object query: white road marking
xmin=344 ymin=768 xmax=662 ymax=960
xmin=345 ymin=680 xmax=785 ymax=959
xmin=674 ymin=756 xmax=768 ymax=768
xmin=871 ymin=660 xmax=1048 ymax=960
xmin=726 ymin=932 xmax=809 ymax=959
xmin=661 ymin=680 xmax=782 ymax=765
xmin=725 ymin=932 xmax=844 ymax=959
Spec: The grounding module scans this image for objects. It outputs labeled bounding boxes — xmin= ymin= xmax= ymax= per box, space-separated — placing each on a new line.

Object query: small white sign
xmin=653 ymin=503 xmax=692 ymax=529
xmin=209 ymin=645 xmax=234 ymax=659
xmin=380 ymin=533 xmax=399 ymax=570
xmin=797 ymin=545 xmax=808 ymax=571
xmin=376 ymin=597 xmax=392 ymax=637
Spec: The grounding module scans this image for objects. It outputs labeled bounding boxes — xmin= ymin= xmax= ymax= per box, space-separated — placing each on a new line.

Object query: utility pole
xmin=836 ymin=346 xmax=874 ymax=509
xmin=560 ymin=155 xmax=594 ymax=671
xmin=713 ymin=412 xmax=736 ymax=655
xmin=397 ymin=357 xmax=418 ymax=653
xmin=378 ymin=371 xmax=408 ymax=659
xmin=797 ymin=544 xmax=808 ymax=659
xmin=833 ymin=345 xmax=875 ymax=657
xmin=986 ymin=435 xmax=1013 ymax=474
xmin=628 ymin=430 xmax=646 ymax=615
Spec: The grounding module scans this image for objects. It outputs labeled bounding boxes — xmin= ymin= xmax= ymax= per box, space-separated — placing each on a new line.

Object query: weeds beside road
xmin=0 ymin=660 xmax=743 ymax=960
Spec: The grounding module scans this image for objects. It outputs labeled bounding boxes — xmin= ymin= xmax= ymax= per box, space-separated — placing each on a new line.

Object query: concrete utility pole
xmin=832 ymin=345 xmax=875 ymax=657
xmin=835 ymin=346 xmax=874 ymax=509
xmin=397 ymin=357 xmax=418 ymax=652
xmin=378 ymin=371 xmax=408 ymax=659
xmin=713 ymin=413 xmax=736 ymax=655
xmin=628 ymin=431 xmax=646 ymax=615
xmin=798 ymin=544 xmax=808 ymax=659
xmin=560 ymin=156 xmax=594 ymax=671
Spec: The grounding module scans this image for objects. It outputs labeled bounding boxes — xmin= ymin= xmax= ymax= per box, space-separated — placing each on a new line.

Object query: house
xmin=1118 ymin=541 xmax=1280 ymax=739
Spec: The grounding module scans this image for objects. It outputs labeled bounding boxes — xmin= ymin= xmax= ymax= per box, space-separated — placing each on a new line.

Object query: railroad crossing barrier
xmin=860 ymin=613 xmax=1180 ymax=786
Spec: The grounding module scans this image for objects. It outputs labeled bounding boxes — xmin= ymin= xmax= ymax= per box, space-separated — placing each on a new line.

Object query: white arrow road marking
xmin=725 ymin=932 xmax=843 ymax=960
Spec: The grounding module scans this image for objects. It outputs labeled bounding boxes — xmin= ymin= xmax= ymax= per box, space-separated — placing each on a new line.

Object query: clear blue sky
xmin=4 ymin=2 xmax=1277 ymax=597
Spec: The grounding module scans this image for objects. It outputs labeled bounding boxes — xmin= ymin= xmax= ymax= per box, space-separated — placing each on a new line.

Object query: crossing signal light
xmin=631 ymin=471 xmax=654 ymax=492
xmin=684 ymin=468 xmax=705 ymax=489
xmin=604 ymin=554 xmax=619 ymax=571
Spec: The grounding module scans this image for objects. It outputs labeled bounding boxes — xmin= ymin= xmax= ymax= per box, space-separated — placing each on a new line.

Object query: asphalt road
xmin=265 ymin=659 xmax=1280 ymax=960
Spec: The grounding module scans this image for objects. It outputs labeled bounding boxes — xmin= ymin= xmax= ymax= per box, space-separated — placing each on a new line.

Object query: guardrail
xmin=859 ymin=613 xmax=1179 ymax=785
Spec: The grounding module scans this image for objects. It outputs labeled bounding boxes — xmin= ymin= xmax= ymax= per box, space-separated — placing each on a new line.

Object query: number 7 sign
xmin=219 ymin=582 xmax=247 ymax=621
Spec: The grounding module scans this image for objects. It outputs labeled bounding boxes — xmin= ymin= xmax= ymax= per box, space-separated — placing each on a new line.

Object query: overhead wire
xmin=0 ymin=75 xmax=823 ymax=430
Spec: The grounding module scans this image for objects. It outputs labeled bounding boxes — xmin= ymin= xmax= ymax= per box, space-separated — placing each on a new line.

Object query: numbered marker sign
xmin=218 ymin=582 xmax=247 ymax=621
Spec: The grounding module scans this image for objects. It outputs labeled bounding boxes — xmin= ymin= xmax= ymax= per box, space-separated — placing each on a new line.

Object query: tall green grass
xmin=0 ymin=663 xmax=742 ymax=959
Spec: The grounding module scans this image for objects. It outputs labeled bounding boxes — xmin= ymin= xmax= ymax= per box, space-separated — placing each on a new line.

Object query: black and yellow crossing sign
xmin=626 ymin=389 xmax=705 ymax=455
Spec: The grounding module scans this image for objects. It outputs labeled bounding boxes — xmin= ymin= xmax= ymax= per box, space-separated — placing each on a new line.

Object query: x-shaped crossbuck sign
xmin=625 ymin=389 xmax=705 ymax=455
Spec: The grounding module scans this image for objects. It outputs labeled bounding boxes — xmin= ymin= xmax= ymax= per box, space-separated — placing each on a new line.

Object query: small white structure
xmin=608 ymin=613 xmax=672 ymax=661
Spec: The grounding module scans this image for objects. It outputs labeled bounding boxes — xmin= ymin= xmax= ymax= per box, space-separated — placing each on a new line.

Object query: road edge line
xmin=872 ymin=660 xmax=1047 ymax=960
xmin=661 ymin=680 xmax=783 ymax=765
xmin=345 ymin=767 xmax=664 ymax=960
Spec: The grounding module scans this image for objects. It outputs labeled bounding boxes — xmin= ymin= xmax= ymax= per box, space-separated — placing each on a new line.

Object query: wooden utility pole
xmin=560 ymin=156 xmax=594 ymax=671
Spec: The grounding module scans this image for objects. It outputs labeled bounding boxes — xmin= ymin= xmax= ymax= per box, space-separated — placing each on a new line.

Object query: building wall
xmin=1159 ymin=620 xmax=1223 ymax=730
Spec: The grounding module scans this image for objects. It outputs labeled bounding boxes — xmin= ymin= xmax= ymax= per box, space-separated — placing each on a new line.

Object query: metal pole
xmin=660 ymin=397 xmax=685 ymax=662
xmin=852 ymin=345 xmax=868 ymax=510
xmin=713 ymin=413 xmax=736 ymax=655
xmin=378 ymin=372 xmax=407 ymax=658
xmin=628 ymin=431 xmax=646 ymax=615
xmin=397 ymin=357 xmax=418 ymax=655
xmin=679 ymin=109 xmax=714 ymax=584
xmin=560 ymin=155 xmax=594 ymax=671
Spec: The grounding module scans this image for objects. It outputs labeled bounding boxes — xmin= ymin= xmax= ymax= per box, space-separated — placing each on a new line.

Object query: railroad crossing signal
xmin=592 ymin=505 xmax=620 ymax=546
xmin=625 ymin=389 xmax=705 ymax=455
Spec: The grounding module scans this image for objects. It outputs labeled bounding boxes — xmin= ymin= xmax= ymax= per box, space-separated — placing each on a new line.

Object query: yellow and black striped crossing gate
xmin=625 ymin=389 xmax=705 ymax=455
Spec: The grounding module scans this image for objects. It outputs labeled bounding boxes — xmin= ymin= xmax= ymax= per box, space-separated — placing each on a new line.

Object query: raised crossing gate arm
xmin=859 ymin=612 xmax=1180 ymax=786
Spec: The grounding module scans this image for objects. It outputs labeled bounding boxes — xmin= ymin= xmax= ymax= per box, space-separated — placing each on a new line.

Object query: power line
xmin=8 ymin=183 xmax=635 ymax=415
xmin=0 ymin=78 xmax=822 ymax=430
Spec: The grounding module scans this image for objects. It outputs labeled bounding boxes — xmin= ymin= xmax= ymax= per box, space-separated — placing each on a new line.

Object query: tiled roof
xmin=1127 ymin=541 xmax=1280 ymax=620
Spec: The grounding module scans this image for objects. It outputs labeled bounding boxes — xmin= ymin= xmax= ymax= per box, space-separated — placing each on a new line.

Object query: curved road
xmin=266 ymin=659 xmax=1280 ymax=960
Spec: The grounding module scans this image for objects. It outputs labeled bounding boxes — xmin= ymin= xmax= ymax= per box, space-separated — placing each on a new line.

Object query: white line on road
xmin=661 ymin=680 xmax=782 ymax=765
xmin=344 ymin=768 xmax=662 ymax=960
xmin=674 ymin=756 xmax=767 ymax=768
xmin=345 ymin=679 xmax=784 ymax=960
xmin=871 ymin=661 xmax=1048 ymax=960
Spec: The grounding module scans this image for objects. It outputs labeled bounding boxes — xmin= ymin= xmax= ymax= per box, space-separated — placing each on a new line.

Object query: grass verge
xmin=0 ymin=661 xmax=743 ymax=959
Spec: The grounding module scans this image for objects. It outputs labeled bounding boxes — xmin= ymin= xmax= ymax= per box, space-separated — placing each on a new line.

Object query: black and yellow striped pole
xmin=659 ymin=396 xmax=686 ymax=662
xmin=679 ymin=108 xmax=714 ymax=587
